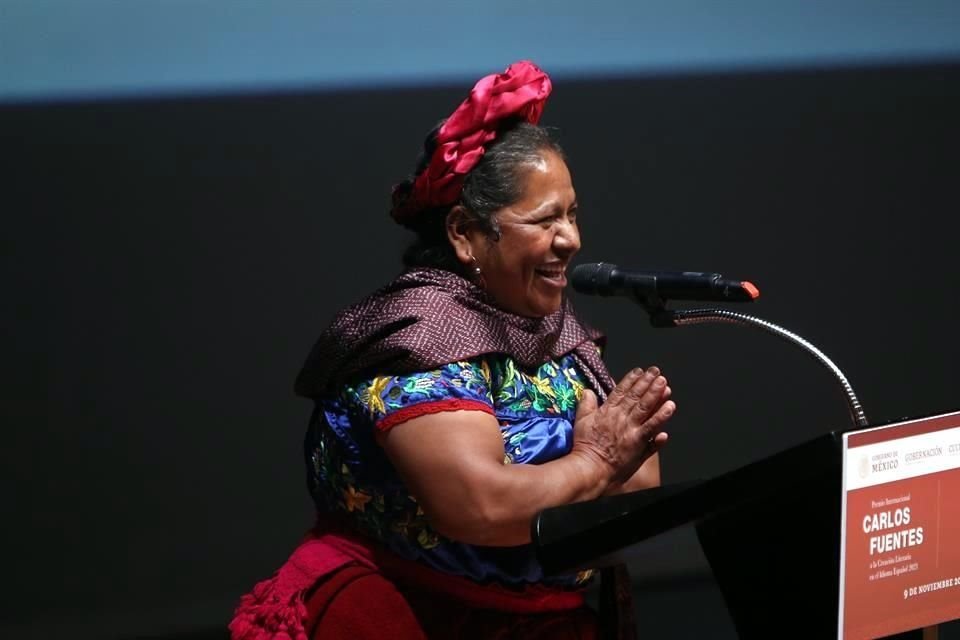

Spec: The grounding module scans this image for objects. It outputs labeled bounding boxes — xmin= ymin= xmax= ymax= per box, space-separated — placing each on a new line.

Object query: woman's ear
xmin=445 ymin=205 xmax=478 ymax=265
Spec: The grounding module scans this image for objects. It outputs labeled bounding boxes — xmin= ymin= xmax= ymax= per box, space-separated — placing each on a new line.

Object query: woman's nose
xmin=553 ymin=220 xmax=580 ymax=255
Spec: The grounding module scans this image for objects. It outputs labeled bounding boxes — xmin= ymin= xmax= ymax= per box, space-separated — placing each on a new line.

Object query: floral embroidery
xmin=362 ymin=376 xmax=391 ymax=417
xmin=480 ymin=359 xmax=492 ymax=387
xmin=307 ymin=351 xmax=595 ymax=587
xmin=563 ymin=367 xmax=584 ymax=401
xmin=343 ymin=485 xmax=372 ymax=512
xmin=488 ymin=355 xmax=582 ymax=420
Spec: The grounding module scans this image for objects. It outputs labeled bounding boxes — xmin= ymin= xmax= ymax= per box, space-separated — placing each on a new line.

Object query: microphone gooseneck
xmin=655 ymin=307 xmax=868 ymax=428
xmin=570 ymin=261 xmax=867 ymax=429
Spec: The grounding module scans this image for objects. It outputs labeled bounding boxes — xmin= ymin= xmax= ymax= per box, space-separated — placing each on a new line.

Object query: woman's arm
xmin=379 ymin=367 xmax=674 ymax=546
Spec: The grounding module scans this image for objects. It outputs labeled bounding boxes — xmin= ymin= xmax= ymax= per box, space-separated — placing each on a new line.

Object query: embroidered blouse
xmin=304 ymin=351 xmax=595 ymax=588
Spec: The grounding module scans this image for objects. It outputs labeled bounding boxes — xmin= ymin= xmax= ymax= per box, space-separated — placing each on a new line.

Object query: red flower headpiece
xmin=391 ymin=60 xmax=553 ymax=225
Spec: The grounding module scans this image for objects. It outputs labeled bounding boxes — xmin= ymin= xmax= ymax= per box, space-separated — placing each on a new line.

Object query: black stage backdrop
xmin=3 ymin=62 xmax=959 ymax=639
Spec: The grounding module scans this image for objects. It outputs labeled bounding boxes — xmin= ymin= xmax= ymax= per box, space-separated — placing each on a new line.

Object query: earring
xmin=469 ymin=255 xmax=486 ymax=289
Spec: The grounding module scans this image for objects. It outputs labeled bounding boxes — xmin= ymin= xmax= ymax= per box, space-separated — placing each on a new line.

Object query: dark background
xmin=3 ymin=61 xmax=959 ymax=638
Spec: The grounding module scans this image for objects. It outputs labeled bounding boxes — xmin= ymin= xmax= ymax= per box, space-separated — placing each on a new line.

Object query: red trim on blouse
xmin=376 ymin=398 xmax=495 ymax=433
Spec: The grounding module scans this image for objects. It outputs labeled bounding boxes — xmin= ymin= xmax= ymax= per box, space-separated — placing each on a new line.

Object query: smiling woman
xmin=229 ymin=60 xmax=675 ymax=640
xmin=401 ymin=121 xmax=580 ymax=319
xmin=449 ymin=147 xmax=580 ymax=318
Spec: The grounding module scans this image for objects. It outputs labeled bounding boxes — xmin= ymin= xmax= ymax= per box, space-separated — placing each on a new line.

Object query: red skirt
xmin=228 ymin=526 xmax=598 ymax=640
xmin=304 ymin=561 xmax=599 ymax=639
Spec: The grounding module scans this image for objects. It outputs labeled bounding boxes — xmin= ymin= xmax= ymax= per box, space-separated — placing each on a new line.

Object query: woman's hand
xmin=569 ymin=366 xmax=674 ymax=487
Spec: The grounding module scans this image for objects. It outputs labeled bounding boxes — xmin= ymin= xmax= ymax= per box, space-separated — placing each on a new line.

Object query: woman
xmin=229 ymin=60 xmax=675 ymax=640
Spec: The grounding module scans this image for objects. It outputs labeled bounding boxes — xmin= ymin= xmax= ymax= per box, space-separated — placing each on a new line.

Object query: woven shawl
xmin=294 ymin=267 xmax=615 ymax=400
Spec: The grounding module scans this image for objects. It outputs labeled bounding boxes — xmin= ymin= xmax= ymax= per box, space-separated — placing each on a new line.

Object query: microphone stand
xmin=543 ymin=284 xmax=877 ymax=639
xmin=635 ymin=299 xmax=946 ymax=639
xmin=590 ymin=296 xmax=869 ymax=639
xmin=642 ymin=298 xmax=869 ymax=429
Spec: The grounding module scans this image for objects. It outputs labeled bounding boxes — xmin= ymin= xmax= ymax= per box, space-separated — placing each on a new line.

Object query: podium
xmin=563 ymin=266 xmax=960 ymax=638
xmin=531 ymin=411 xmax=960 ymax=639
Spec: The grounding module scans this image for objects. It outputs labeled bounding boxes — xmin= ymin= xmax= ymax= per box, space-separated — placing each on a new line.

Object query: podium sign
xmin=839 ymin=410 xmax=960 ymax=639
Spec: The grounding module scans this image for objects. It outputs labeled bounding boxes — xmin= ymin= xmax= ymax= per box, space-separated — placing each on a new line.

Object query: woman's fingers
xmin=619 ymin=368 xmax=668 ymax=420
xmin=643 ymin=430 xmax=670 ymax=459
xmin=631 ymin=376 xmax=666 ymax=418
xmin=605 ymin=367 xmax=646 ymax=408
xmin=605 ymin=366 xmax=672 ymax=425
xmin=638 ymin=399 xmax=676 ymax=445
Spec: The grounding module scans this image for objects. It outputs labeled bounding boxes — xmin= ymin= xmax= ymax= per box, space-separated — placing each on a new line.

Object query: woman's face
xmin=471 ymin=150 xmax=581 ymax=317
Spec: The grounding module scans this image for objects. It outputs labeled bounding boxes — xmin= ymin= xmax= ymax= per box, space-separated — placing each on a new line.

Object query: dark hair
xmin=393 ymin=120 xmax=565 ymax=273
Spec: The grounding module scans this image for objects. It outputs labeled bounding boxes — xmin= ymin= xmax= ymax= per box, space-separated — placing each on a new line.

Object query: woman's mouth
xmin=534 ymin=265 xmax=567 ymax=286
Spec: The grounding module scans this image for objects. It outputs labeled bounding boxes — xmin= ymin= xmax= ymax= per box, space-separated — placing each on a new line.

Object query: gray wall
xmin=3 ymin=62 xmax=959 ymax=638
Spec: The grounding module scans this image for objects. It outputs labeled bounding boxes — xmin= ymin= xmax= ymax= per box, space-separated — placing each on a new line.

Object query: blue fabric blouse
xmin=304 ymin=352 xmax=595 ymax=588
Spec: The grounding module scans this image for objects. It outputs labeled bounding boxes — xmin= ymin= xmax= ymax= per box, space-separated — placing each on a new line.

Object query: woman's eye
xmin=531 ymin=210 xmax=576 ymax=226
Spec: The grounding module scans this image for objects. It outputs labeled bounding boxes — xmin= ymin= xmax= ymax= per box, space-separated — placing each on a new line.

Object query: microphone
xmin=570 ymin=262 xmax=760 ymax=303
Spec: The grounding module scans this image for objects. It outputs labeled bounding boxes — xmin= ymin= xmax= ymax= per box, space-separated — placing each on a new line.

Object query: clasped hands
xmin=571 ymin=366 xmax=675 ymax=488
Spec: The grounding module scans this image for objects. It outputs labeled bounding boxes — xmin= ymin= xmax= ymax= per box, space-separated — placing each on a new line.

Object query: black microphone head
xmin=570 ymin=262 xmax=618 ymax=296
